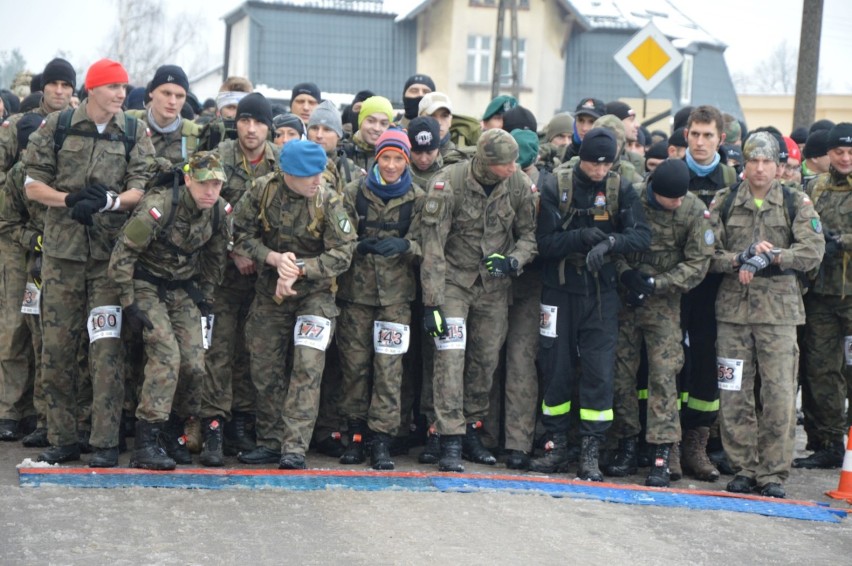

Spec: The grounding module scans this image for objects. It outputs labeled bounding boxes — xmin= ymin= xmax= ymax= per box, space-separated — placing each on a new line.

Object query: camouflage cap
xmin=742 ymin=131 xmax=780 ymax=163
xmin=476 ymin=128 xmax=519 ymax=165
xmin=185 ymin=151 xmax=227 ymax=181
xmin=724 ymin=118 xmax=741 ymax=145
xmin=593 ymin=114 xmax=626 ymax=150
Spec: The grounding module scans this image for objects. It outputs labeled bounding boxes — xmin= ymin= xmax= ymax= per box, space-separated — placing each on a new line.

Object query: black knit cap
xmin=809 ymin=119 xmax=835 ymax=135
xmin=291 ymin=82 xmax=321 ymax=103
xmin=403 ymin=74 xmax=435 ymax=95
xmin=42 ymin=58 xmax=76 ymax=89
xmin=578 ymin=128 xmax=617 ymax=163
xmin=672 ymin=106 xmax=694 ymax=132
xmin=646 ymin=140 xmax=668 ymax=160
xmin=803 ymin=130 xmax=829 ymax=159
xmin=236 ymin=92 xmax=273 ymax=130
xmin=649 ymin=158 xmax=690 ymax=199
xmin=826 ymin=123 xmax=852 ymax=150
xmin=501 ymin=105 xmax=537 ymax=133
xmin=721 ymin=143 xmax=743 ymax=163
xmin=148 ymin=64 xmax=189 ymax=94
xmin=668 ymin=128 xmax=688 ymax=148
xmin=30 ymin=74 xmax=42 ymax=92
xmin=790 ymin=127 xmax=808 ymax=145
xmin=408 ymin=116 xmax=440 ymax=152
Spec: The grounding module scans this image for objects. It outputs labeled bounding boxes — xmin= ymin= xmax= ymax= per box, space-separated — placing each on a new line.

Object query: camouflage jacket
xmin=0 ymin=99 xmax=53 ymax=183
xmin=232 ymin=173 xmax=356 ymax=300
xmin=709 ymin=179 xmax=824 ymax=325
xmin=109 ymin=187 xmax=231 ymax=308
xmin=22 ymin=99 xmax=158 ymax=262
xmin=808 ymin=169 xmax=852 ymax=296
xmin=615 ymin=186 xmax=712 ymax=294
xmin=419 ymin=160 xmax=538 ymax=306
xmin=126 ymin=110 xmax=202 ymax=171
xmin=410 ymin=153 xmax=443 ymax=189
xmin=337 ymin=177 xmax=425 ymax=306
xmin=0 ymin=161 xmax=46 ymax=254
xmin=440 ymin=139 xmax=472 ymax=166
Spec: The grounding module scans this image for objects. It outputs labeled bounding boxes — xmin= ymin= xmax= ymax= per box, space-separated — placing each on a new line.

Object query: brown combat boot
xmin=681 ymin=427 xmax=719 ymax=481
xmin=669 ymin=441 xmax=682 ymax=481
xmin=184 ymin=416 xmax=202 ymax=454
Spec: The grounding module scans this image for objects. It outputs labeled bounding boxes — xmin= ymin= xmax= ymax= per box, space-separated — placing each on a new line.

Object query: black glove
xmin=124 ymin=303 xmax=154 ymax=333
xmin=423 ymin=306 xmax=448 ymax=338
xmin=484 ymin=253 xmax=516 ymax=278
xmin=65 ymin=183 xmax=108 ymax=209
xmin=30 ymin=254 xmax=42 ymax=286
xmin=739 ymin=252 xmax=775 ymax=275
xmin=624 ymin=289 xmax=647 ymax=308
xmin=620 ymin=269 xmax=655 ymax=297
xmin=586 ymin=236 xmax=615 ymax=272
xmin=373 ymin=237 xmax=410 ymax=257
xmin=70 ymin=199 xmax=100 ymax=226
xmin=824 ymin=230 xmax=843 ymax=257
xmin=579 ymin=227 xmax=609 ymax=248
xmin=29 ymin=234 xmax=42 ymax=253
xmin=356 ymin=237 xmax=380 ymax=255
xmin=197 ymin=301 xmax=213 ymax=318
xmin=735 ymin=243 xmax=760 ymax=266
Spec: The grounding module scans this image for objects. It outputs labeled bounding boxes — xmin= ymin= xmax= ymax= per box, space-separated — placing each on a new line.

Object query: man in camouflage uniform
xmin=233 ymin=140 xmax=355 ymax=469
xmin=108 ymin=151 xmax=230 ymax=469
xmin=336 ymin=130 xmax=424 ymax=469
xmin=794 ymin=123 xmax=852 ymax=469
xmin=23 ymin=58 xmax=157 ymax=466
xmin=710 ymin=132 xmax=824 ymax=498
xmin=0 ymin=114 xmax=47 ymax=441
xmin=199 ymin=93 xmax=279 ymax=461
xmin=343 ymin=96 xmax=393 ymax=172
xmin=531 ymin=128 xmax=651 ymax=480
xmin=419 ymin=128 xmax=537 ymax=472
xmin=537 ymin=113 xmax=574 ymax=172
xmin=607 ymin=159 xmax=712 ymax=487
xmin=307 ymin=100 xmax=353 ymax=194
xmin=408 ymin=116 xmax=445 ymax=188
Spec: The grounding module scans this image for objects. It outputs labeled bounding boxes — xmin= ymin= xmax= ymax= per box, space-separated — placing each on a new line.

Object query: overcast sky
xmin=2 ymin=0 xmax=851 ymax=93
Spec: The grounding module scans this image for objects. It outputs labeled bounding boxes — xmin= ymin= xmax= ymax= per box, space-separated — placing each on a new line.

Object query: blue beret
xmin=280 ymin=140 xmax=327 ymax=177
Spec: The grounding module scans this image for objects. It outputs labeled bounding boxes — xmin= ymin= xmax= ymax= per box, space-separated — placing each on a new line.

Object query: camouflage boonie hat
xmin=477 ymin=128 xmax=519 ymax=165
xmin=593 ymin=114 xmax=626 ymax=150
xmin=743 ymin=131 xmax=780 ymax=163
xmin=185 ymin=151 xmax=227 ymax=181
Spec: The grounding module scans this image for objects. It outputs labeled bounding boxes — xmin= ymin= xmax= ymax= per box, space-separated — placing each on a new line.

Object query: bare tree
xmin=732 ymin=39 xmax=831 ymax=95
xmin=102 ymin=0 xmax=201 ymax=85
xmin=0 ymin=49 xmax=27 ymax=91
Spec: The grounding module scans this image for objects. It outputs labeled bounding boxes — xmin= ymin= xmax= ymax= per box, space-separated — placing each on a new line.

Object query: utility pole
xmin=490 ymin=0 xmax=506 ymax=99
xmin=509 ymin=0 xmax=520 ymax=100
xmin=793 ymin=0 xmax=823 ymax=130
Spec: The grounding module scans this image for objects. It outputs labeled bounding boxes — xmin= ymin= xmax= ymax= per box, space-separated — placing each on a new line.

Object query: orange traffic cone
xmin=826 ymin=426 xmax=852 ymax=503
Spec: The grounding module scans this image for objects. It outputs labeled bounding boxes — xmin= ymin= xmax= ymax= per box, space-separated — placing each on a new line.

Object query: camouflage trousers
xmin=432 ymin=281 xmax=509 ymax=436
xmin=612 ymin=292 xmax=683 ymax=444
xmin=717 ymin=322 xmax=798 ymax=486
xmin=311 ymin=338 xmax=346 ymax=443
xmin=133 ymin=282 xmax=205 ymax=422
xmin=40 ymin=256 xmax=124 ymax=449
xmin=337 ymin=301 xmax=411 ymax=436
xmin=200 ymin=267 xmax=256 ymax=419
xmin=802 ymin=293 xmax=852 ymax=445
xmin=247 ymin=291 xmax=337 ymax=456
xmin=484 ymin=270 xmax=541 ymax=453
xmin=0 ymin=247 xmax=44 ymax=424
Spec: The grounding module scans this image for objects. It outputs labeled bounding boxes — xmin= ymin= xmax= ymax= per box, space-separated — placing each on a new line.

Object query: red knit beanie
xmin=375 ymin=128 xmax=411 ymax=163
xmin=85 ymin=59 xmax=129 ymax=90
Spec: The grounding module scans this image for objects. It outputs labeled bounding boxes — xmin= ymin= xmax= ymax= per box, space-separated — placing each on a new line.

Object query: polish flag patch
xmin=703 ymin=209 xmax=710 ymax=219
xmin=434 ymin=181 xmax=445 ymax=190
xmin=149 ymin=207 xmax=162 ymax=220
xmin=1 ymin=120 xmax=9 ymax=128
xmin=224 ymin=202 xmax=233 ymax=215
xmin=530 ymin=183 xmax=538 ymax=193
xmin=145 ymin=127 xmax=152 ymax=137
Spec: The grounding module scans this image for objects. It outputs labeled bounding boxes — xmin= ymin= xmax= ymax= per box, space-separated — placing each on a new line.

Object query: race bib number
xmin=373 ymin=321 xmax=410 ymax=355
xmin=294 ymin=315 xmax=332 ymax=351
xmin=21 ymin=282 xmax=40 ymax=315
xmin=201 ymin=315 xmax=215 ymax=350
xmin=540 ymin=304 xmax=558 ymax=338
xmin=717 ymin=357 xmax=744 ymax=391
xmin=845 ymin=336 xmax=852 ymax=366
xmin=434 ymin=317 xmax=466 ymax=351
xmin=87 ymin=306 xmax=122 ymax=343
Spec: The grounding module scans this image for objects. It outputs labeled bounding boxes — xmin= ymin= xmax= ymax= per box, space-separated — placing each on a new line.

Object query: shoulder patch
xmin=704 ymin=228 xmax=715 ymax=245
xmin=336 ymin=210 xmax=352 ymax=234
xmin=224 ymin=202 xmax=233 ymax=215
xmin=811 ymin=218 xmax=822 ymax=234
xmin=703 ymin=209 xmax=710 ymax=219
xmin=125 ymin=217 xmax=153 ymax=247
xmin=530 ymin=183 xmax=538 ymax=193
xmin=149 ymin=207 xmax=162 ymax=220
xmin=802 ymin=195 xmax=812 ymax=205
xmin=434 ymin=181 xmax=445 ymax=190
xmin=423 ymin=196 xmax=443 ymax=217
xmin=1 ymin=120 xmax=8 ymax=128
xmin=709 ymin=198 xmax=717 ymax=210
xmin=145 ymin=127 xmax=152 ymax=137
xmin=39 ymin=119 xmax=46 ymax=128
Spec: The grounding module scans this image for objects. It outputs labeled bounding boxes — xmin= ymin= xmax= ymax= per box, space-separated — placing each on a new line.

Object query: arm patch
xmin=125 ymin=217 xmax=153 ymax=247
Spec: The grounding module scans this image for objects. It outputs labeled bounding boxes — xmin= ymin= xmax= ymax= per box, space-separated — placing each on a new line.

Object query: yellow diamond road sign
xmin=614 ymin=22 xmax=683 ymax=95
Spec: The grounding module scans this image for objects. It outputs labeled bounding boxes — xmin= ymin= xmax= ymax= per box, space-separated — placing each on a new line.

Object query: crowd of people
xmin=0 ymin=56 xmax=849 ymax=500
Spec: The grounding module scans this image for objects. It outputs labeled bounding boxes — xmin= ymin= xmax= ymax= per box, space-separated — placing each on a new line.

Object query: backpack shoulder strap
xmin=123 ymin=113 xmax=137 ymax=160
xmin=555 ymin=167 xmax=573 ymax=219
xmin=53 ymin=109 xmax=75 ymax=155
xmin=720 ymin=163 xmax=737 ymax=187
xmin=719 ymin=181 xmax=742 ymax=223
xmin=605 ymin=170 xmax=621 ymax=222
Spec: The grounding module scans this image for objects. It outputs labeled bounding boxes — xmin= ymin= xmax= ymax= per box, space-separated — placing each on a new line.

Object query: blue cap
xmin=280 ymin=140 xmax=327 ymax=177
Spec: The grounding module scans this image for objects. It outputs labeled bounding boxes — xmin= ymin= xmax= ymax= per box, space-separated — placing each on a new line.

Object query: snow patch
xmin=16 ymin=458 xmax=58 ymax=469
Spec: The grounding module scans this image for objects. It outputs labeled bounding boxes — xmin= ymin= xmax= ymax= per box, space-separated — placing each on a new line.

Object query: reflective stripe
xmin=542 ymin=400 xmax=571 ymax=417
xmin=680 ymin=392 xmax=689 ymax=403
xmin=676 ymin=398 xmax=682 ymax=410
xmin=687 ymin=397 xmax=720 ymax=412
xmin=636 ymin=389 xmax=648 ymax=400
xmin=579 ymin=408 xmax=614 ymax=422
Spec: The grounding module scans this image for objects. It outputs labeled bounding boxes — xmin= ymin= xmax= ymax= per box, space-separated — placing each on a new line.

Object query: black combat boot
xmin=161 ymin=413 xmax=192 ymax=465
xmin=78 ymin=429 xmax=92 ymax=454
xmin=0 ymin=419 xmax=19 ymax=441
xmin=38 ymin=443 xmax=81 ymax=464
xmin=505 ymin=450 xmax=531 ymax=471
xmin=438 ymin=435 xmax=464 ymax=472
xmin=131 ymin=420 xmax=176 ymax=471
xmin=237 ymin=445 xmax=280 ymax=464
xmin=604 ymin=435 xmax=638 ymax=477
xmin=340 ymin=420 xmax=368 ymax=465
xmin=370 ymin=432 xmax=395 ymax=470
xmin=418 ymin=428 xmax=440 ymax=464
xmin=199 ymin=417 xmax=225 ymax=467
xmin=22 ymin=427 xmax=49 ymax=447
xmin=577 ymin=436 xmax=603 ymax=481
xmin=279 ymin=452 xmax=306 ymax=470
xmin=224 ymin=411 xmax=256 ymax=456
xmin=121 ymin=410 xmax=136 ymax=438
xmin=18 ymin=415 xmax=37 ymax=437
xmin=462 ymin=421 xmax=496 ymax=465
xmin=792 ymin=440 xmax=845 ymax=469
xmin=644 ymin=443 xmax=672 ymax=487
xmin=89 ymin=446 xmax=119 ymax=468
xmin=529 ymin=433 xmax=571 ymax=474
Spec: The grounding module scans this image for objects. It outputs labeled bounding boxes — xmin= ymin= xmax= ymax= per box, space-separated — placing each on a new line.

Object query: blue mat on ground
xmin=18 ymin=467 xmax=847 ymax=524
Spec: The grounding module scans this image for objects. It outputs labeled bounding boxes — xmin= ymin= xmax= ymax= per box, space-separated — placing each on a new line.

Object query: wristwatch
xmin=295 ymin=259 xmax=306 ymax=278
xmin=508 ymin=257 xmax=520 ymax=272
xmin=106 ymin=190 xmax=120 ymax=211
